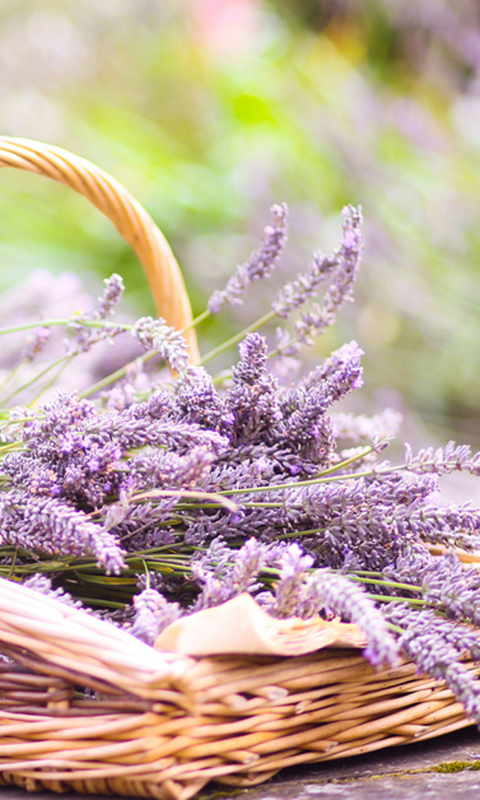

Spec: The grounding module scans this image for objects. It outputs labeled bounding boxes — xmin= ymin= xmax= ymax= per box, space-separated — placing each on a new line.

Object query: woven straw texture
xmin=0 ymin=577 xmax=475 ymax=800
xmin=0 ymin=139 xmax=475 ymax=799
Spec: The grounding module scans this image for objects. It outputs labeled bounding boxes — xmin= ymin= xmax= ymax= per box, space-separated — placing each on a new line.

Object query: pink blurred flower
xmin=189 ymin=0 xmax=262 ymax=57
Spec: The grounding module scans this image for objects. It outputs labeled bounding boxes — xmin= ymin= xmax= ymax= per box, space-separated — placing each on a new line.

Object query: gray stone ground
xmin=224 ymin=727 xmax=480 ymax=799
xmin=2 ymin=727 xmax=480 ymax=800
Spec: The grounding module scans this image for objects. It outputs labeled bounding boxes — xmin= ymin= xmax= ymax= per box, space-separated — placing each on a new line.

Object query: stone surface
xmin=1 ymin=728 xmax=480 ymax=800
xmin=220 ymin=727 xmax=480 ymax=799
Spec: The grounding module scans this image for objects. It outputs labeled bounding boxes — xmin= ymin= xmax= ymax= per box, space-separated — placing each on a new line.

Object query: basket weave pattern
xmin=0 ymin=139 xmax=475 ymax=800
xmin=0 ymin=576 xmax=475 ymax=800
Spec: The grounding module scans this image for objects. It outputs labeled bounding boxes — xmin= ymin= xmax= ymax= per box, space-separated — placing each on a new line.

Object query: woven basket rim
xmin=0 ymin=574 xmax=475 ymax=800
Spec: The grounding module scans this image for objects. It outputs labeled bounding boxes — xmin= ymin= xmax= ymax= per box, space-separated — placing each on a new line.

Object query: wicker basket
xmin=0 ymin=139 xmax=475 ymax=800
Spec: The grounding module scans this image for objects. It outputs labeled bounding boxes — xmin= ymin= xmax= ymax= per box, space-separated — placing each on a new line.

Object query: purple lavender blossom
xmin=384 ymin=603 xmax=480 ymax=725
xmin=275 ymin=474 xmax=433 ymax=572
xmin=64 ymin=275 xmax=125 ymax=355
xmin=229 ymin=536 xmax=271 ymax=594
xmin=192 ymin=537 xmax=235 ymax=609
xmin=93 ymin=410 xmax=229 ymax=455
xmin=4 ymin=392 xmax=125 ymax=507
xmin=193 ymin=536 xmax=233 ymax=580
xmin=414 ymin=504 xmax=480 ymax=552
xmin=130 ymin=575 xmax=183 ymax=641
xmin=128 ymin=445 xmax=215 ymax=492
xmin=272 ymin=206 xmax=362 ymax=351
xmin=270 ymin=543 xmax=315 ymax=618
xmin=175 ymin=366 xmax=225 ymax=429
xmin=113 ymin=502 xmax=179 ymax=550
xmin=22 ymin=326 xmax=51 ymax=362
xmin=225 ymin=333 xmax=283 ymax=446
xmin=234 ymin=333 xmax=271 ymax=386
xmin=96 ymin=274 xmax=125 ymax=319
xmin=191 ymin=571 xmax=233 ymax=610
xmin=405 ymin=440 xmax=480 ymax=476
xmin=385 ymin=547 xmax=480 ymax=627
xmin=208 ymin=203 xmax=288 ymax=314
xmin=384 ymin=604 xmax=480 ymax=662
xmin=130 ymin=588 xmax=166 ymax=644
xmin=23 ymin=573 xmax=83 ymax=608
xmin=0 ymin=495 xmax=125 ymax=574
xmin=300 ymin=569 xmax=400 ymax=667
xmin=192 ymin=537 xmax=273 ymax=610
xmin=132 ymin=316 xmax=190 ymax=373
xmin=293 ymin=339 xmax=365 ymax=394
xmin=272 ymin=255 xmax=339 ymax=320
xmin=278 ymin=341 xmax=364 ymax=462
xmin=282 ymin=394 xmax=335 ymax=464
xmin=21 ymin=391 xmax=97 ymax=449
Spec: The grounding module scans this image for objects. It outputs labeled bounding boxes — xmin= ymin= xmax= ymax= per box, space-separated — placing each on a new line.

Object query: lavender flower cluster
xmin=2 ymin=205 xmax=480 ymax=727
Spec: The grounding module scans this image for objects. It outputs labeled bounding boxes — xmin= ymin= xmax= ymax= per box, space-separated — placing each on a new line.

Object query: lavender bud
xmin=208 ymin=203 xmax=288 ymax=314
xmin=132 ymin=316 xmax=189 ymax=373
xmin=301 ymin=569 xmax=400 ymax=667
xmin=22 ymin=326 xmax=51 ymax=362
xmin=272 ymin=205 xmax=362 ymax=320
xmin=96 ymin=274 xmax=125 ymax=319
xmin=270 ymin=543 xmax=315 ymax=619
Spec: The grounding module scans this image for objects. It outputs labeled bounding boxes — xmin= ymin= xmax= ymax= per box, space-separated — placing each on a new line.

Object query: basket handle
xmin=0 ymin=136 xmax=199 ymax=362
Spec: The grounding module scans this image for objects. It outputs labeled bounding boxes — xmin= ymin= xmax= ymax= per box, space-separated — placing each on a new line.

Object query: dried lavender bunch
xmin=1 ymin=205 xmax=480 ymax=725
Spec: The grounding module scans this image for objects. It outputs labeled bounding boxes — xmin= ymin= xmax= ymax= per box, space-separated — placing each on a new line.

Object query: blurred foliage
xmin=1 ymin=0 xmax=480 ymax=440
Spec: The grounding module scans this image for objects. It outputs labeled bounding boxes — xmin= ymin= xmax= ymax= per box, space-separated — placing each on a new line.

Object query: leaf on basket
xmin=154 ymin=593 xmax=367 ymax=656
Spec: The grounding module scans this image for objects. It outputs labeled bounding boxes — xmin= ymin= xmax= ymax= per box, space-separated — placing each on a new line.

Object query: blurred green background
xmin=1 ymin=0 xmax=480 ymax=443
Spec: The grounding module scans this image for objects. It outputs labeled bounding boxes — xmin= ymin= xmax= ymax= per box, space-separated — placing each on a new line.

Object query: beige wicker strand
xmin=0 ymin=559 xmax=478 ymax=796
xmin=0 ymin=577 xmax=192 ymax=698
xmin=0 ymin=136 xmax=199 ymax=362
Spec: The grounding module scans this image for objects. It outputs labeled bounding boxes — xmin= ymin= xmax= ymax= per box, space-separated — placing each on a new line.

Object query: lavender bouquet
xmin=2 ymin=204 xmax=480 ymax=724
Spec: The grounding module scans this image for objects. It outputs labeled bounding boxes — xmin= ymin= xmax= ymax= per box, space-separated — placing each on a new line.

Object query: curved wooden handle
xmin=0 ymin=136 xmax=199 ymax=362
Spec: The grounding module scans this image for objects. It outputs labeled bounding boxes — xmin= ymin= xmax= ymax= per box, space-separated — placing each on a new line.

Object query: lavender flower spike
xmin=0 ymin=495 xmax=126 ymax=575
xmin=208 ymin=203 xmax=288 ymax=314
xmin=22 ymin=326 xmax=51 ymax=362
xmin=64 ymin=274 xmax=125 ymax=355
xmin=272 ymin=205 xmax=362 ymax=320
xmin=405 ymin=440 xmax=480 ymax=477
xmin=130 ymin=588 xmax=166 ymax=644
xmin=271 ymin=543 xmax=315 ymax=619
xmin=301 ymin=568 xmax=400 ymax=667
xmin=230 ymin=537 xmax=271 ymax=595
xmin=297 ymin=207 xmax=363 ymax=346
xmin=96 ymin=273 xmax=125 ymax=319
xmin=384 ymin=604 xmax=480 ymax=726
xmin=132 ymin=316 xmax=190 ymax=373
